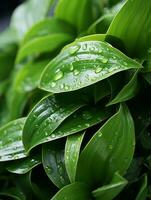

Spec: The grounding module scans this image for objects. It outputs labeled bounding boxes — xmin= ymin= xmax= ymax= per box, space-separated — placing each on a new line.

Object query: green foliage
xmin=0 ymin=0 xmax=151 ymax=199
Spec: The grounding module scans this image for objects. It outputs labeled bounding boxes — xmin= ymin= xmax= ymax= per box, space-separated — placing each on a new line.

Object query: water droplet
xmin=98 ymin=132 xmax=102 ymax=137
xmin=54 ymin=70 xmax=63 ymax=81
xmin=73 ymin=69 xmax=80 ymax=76
xmin=98 ymin=49 xmax=103 ymax=53
xmin=82 ymin=111 xmax=92 ymax=120
xmin=85 ymin=123 xmax=90 ymax=127
xmin=69 ymin=45 xmax=80 ymax=55
xmin=45 ymin=132 xmax=49 ymax=136
xmin=45 ymin=166 xmax=51 ymax=173
xmin=82 ymin=44 xmax=87 ymax=51
xmin=123 ymin=62 xmax=128 ymax=66
xmin=102 ymin=58 xmax=108 ymax=64
xmin=69 ymin=63 xmax=74 ymax=71
xmin=64 ymin=85 xmax=69 ymax=90
xmin=50 ymin=82 xmax=56 ymax=88
xmin=95 ymin=67 xmax=102 ymax=73
xmin=51 ymin=134 xmax=56 ymax=138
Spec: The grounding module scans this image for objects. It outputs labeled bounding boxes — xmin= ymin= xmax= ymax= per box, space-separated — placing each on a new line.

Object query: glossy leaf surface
xmin=51 ymin=182 xmax=91 ymax=200
xmin=52 ymin=104 xmax=112 ymax=138
xmin=42 ymin=141 xmax=69 ymax=188
xmin=6 ymin=154 xmax=41 ymax=174
xmin=107 ymin=0 xmax=151 ymax=58
xmin=0 ymin=118 xmax=26 ymax=161
xmin=76 ymin=104 xmax=135 ymax=188
xmin=23 ymin=94 xmax=84 ymax=152
xmin=107 ymin=70 xmax=139 ymax=105
xmin=65 ymin=132 xmax=85 ymax=183
xmin=40 ymin=40 xmax=141 ymax=93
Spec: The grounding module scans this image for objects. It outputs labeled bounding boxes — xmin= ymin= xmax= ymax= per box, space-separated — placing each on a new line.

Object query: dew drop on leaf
xmin=54 ymin=70 xmax=64 ymax=81
xmin=69 ymin=45 xmax=80 ymax=55
xmin=73 ymin=69 xmax=80 ymax=76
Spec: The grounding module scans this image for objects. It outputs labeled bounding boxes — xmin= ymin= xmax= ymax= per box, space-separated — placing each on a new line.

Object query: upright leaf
xmin=65 ymin=132 xmax=85 ymax=183
xmin=107 ymin=0 xmax=151 ymax=58
xmin=55 ymin=0 xmax=93 ymax=32
xmin=76 ymin=104 xmax=135 ymax=188
xmin=42 ymin=141 xmax=69 ymax=188
xmin=40 ymin=40 xmax=141 ymax=93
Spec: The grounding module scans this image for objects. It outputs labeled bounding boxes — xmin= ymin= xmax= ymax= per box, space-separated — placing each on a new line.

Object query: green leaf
xmin=6 ymin=154 xmax=41 ymax=174
xmin=42 ymin=141 xmax=69 ymax=188
xmin=107 ymin=70 xmax=139 ymax=105
xmin=52 ymin=104 xmax=112 ymax=137
xmin=135 ymin=175 xmax=148 ymax=200
xmin=7 ymin=59 xmax=49 ymax=120
xmin=10 ymin=0 xmax=54 ymax=40
xmin=51 ymin=182 xmax=91 ymax=200
xmin=23 ymin=93 xmax=85 ymax=152
xmin=76 ymin=104 xmax=135 ymax=188
xmin=92 ymin=172 xmax=127 ymax=200
xmin=65 ymin=132 xmax=85 ymax=183
xmin=107 ymin=0 xmax=151 ymax=58
xmin=88 ymin=14 xmax=114 ymax=34
xmin=55 ymin=0 xmax=93 ymax=32
xmin=23 ymin=18 xmax=74 ymax=44
xmin=0 ymin=118 xmax=26 ymax=161
xmin=16 ymin=33 xmax=73 ymax=63
xmin=40 ymin=40 xmax=141 ymax=93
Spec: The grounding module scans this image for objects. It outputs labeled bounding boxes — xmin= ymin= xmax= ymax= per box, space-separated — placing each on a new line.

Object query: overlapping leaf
xmin=40 ymin=40 xmax=141 ymax=93
xmin=76 ymin=104 xmax=135 ymax=188
xmin=23 ymin=93 xmax=85 ymax=152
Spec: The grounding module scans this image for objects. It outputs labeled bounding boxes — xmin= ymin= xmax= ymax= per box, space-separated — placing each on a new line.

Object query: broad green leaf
xmin=10 ymin=0 xmax=54 ymax=40
xmin=76 ymin=104 xmax=135 ymax=188
xmin=52 ymin=104 xmax=112 ymax=137
xmin=40 ymin=40 xmax=141 ymax=93
xmin=7 ymin=59 xmax=49 ymax=120
xmin=0 ymin=118 xmax=26 ymax=161
xmin=92 ymin=172 xmax=127 ymax=200
xmin=51 ymin=182 xmax=91 ymax=200
xmin=135 ymin=175 xmax=148 ymax=200
xmin=107 ymin=70 xmax=139 ymax=105
xmin=16 ymin=33 xmax=73 ymax=63
xmin=42 ymin=141 xmax=69 ymax=188
xmin=65 ymin=132 xmax=85 ymax=183
xmin=23 ymin=18 xmax=74 ymax=44
xmin=107 ymin=0 xmax=151 ymax=58
xmin=55 ymin=0 xmax=93 ymax=32
xmin=23 ymin=93 xmax=85 ymax=152
xmin=88 ymin=14 xmax=114 ymax=34
xmin=6 ymin=154 xmax=41 ymax=174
